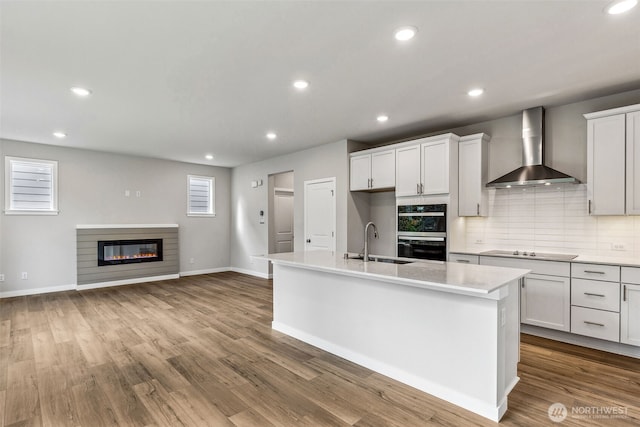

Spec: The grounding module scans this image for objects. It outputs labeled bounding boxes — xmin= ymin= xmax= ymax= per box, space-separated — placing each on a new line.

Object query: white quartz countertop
xmin=265 ymin=251 xmax=528 ymax=297
xmin=452 ymin=250 xmax=640 ymax=268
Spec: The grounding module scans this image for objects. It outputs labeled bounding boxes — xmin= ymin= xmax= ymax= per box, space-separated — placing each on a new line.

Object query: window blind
xmin=188 ymin=176 xmax=214 ymax=215
xmin=8 ymin=159 xmax=56 ymax=211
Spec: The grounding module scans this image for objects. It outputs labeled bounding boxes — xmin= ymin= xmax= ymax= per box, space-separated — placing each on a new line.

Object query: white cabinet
xmin=521 ymin=274 xmax=571 ymax=332
xmin=480 ymin=256 xmax=571 ymax=332
xmin=350 ymin=149 xmax=395 ymax=191
xmin=621 ymin=267 xmax=640 ymax=347
xmin=458 ymin=133 xmax=490 ymax=217
xmin=395 ymin=134 xmax=459 ymax=197
xmin=570 ymin=263 xmax=621 ymax=342
xmin=448 ymin=253 xmax=479 ymax=264
xmin=584 ymin=103 xmax=640 ymax=215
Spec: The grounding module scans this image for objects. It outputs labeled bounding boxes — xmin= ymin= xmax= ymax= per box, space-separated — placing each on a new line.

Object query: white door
xmin=521 ymin=274 xmax=571 ymax=332
xmin=304 ymin=177 xmax=336 ymax=251
xmin=370 ymin=150 xmax=395 ymax=189
xmin=626 ymin=111 xmax=640 ymax=215
xmin=459 ymin=138 xmax=482 ymax=216
xmin=421 ymin=138 xmax=449 ymax=195
xmin=621 ymin=283 xmax=640 ymax=346
xmin=274 ymin=189 xmax=294 ymax=253
xmin=350 ymin=154 xmax=371 ymax=191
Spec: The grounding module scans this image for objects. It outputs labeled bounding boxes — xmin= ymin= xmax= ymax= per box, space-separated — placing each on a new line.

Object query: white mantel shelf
xmin=267 ymin=251 xmax=527 ymax=422
xmin=76 ymin=224 xmax=179 ymax=229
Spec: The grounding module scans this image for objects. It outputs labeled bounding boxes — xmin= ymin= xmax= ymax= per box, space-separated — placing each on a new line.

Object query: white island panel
xmin=269 ymin=252 xmax=526 ymax=422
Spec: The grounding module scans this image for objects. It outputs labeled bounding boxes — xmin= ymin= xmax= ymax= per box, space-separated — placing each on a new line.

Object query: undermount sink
xmin=349 ymin=255 xmax=413 ymax=265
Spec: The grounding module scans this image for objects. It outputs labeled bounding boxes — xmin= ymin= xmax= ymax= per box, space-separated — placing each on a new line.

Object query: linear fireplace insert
xmin=98 ymin=239 xmax=163 ymax=266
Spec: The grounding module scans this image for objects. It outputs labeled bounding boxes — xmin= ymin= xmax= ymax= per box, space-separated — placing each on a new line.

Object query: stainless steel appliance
xmin=397 ymin=204 xmax=447 ymax=261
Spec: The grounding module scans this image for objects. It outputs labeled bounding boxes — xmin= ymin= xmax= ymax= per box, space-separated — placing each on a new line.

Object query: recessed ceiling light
xmin=377 ymin=115 xmax=389 ymax=123
xmin=606 ymin=0 xmax=637 ymax=14
xmin=70 ymin=86 xmax=91 ymax=97
xmin=468 ymin=88 xmax=484 ymax=97
xmin=205 ymin=154 xmax=214 ymax=160
xmin=293 ymin=80 xmax=309 ymax=90
xmin=394 ymin=26 xmax=417 ymax=41
xmin=266 ymin=132 xmax=277 ymax=140
xmin=53 ymin=131 xmax=67 ymax=138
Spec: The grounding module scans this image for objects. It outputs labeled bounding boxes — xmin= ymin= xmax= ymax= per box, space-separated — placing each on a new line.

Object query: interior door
xmin=304 ymin=177 xmax=336 ymax=251
xmin=274 ymin=189 xmax=294 ymax=253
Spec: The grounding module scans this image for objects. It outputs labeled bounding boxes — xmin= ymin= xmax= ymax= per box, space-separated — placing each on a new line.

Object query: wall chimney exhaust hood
xmin=486 ymin=107 xmax=579 ymax=188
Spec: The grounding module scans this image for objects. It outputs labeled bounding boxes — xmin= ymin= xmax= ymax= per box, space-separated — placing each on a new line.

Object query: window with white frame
xmin=187 ymin=175 xmax=215 ymax=216
xmin=5 ymin=156 xmax=59 ymax=215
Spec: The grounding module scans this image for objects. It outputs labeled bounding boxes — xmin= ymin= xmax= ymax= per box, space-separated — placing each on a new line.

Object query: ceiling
xmin=1 ymin=1 xmax=639 ymax=168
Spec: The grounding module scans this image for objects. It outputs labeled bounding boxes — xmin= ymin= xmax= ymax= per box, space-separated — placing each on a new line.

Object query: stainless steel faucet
xmin=363 ymin=221 xmax=378 ymax=262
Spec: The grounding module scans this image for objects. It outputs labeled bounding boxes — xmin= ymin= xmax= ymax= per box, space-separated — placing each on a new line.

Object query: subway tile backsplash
xmin=463 ymin=184 xmax=640 ymax=257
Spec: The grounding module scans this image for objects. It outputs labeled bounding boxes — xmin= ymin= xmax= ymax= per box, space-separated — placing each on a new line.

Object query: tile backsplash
xmin=463 ymin=184 xmax=640 ymax=258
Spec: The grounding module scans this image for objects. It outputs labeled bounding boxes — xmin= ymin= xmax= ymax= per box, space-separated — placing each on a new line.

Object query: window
xmin=5 ymin=156 xmax=59 ymax=215
xmin=187 ymin=175 xmax=215 ymax=216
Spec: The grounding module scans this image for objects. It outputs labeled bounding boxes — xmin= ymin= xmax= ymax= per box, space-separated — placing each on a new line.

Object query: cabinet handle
xmin=416 ymin=183 xmax=420 ymax=194
xmin=456 ymin=259 xmax=470 ymax=263
xmin=421 ymin=183 xmax=424 ymax=194
xmin=624 ymin=285 xmax=627 ymax=302
xmin=588 ymin=199 xmax=592 ymax=214
xmin=583 ymin=321 xmax=605 ymax=327
xmin=477 ymin=203 xmax=480 ymax=216
xmin=521 ymin=278 xmax=525 ymax=288
xmin=584 ymin=292 xmax=605 ymax=298
xmin=583 ymin=270 xmax=605 ymax=275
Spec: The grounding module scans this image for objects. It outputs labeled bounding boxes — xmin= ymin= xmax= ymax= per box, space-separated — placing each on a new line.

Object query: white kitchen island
xmin=267 ymin=251 xmax=529 ymax=422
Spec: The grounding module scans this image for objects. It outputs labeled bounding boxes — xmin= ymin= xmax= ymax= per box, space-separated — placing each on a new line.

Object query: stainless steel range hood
xmin=486 ymin=107 xmax=579 ymax=188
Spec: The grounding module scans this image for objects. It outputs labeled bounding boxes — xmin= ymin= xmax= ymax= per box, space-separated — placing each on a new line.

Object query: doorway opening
xmin=268 ymin=171 xmax=294 ymax=255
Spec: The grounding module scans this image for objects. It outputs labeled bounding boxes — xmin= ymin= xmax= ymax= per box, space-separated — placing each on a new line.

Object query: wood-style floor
xmin=1 ymin=272 xmax=639 ymax=426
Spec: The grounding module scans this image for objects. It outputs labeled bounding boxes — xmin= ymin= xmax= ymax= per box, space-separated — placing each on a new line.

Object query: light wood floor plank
xmin=1 ymin=272 xmax=639 ymax=426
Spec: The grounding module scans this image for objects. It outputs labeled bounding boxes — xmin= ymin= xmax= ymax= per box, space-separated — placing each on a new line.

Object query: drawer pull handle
xmin=583 ymin=292 xmax=605 ymax=297
xmin=583 ymin=321 xmax=605 ymax=327
xmin=456 ymin=260 xmax=470 ymax=263
xmin=583 ymin=270 xmax=605 ymax=275
xmin=624 ymin=285 xmax=627 ymax=302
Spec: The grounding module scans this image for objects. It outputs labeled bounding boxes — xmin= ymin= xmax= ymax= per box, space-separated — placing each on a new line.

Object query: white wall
xmin=0 ymin=139 xmax=231 ymax=294
xmin=231 ymin=139 xmax=370 ymax=277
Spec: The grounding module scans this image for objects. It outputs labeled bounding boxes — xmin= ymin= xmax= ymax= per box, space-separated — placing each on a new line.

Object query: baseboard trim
xmin=229 ymin=267 xmax=271 ymax=279
xmin=0 ymin=284 xmax=76 ymax=299
xmin=76 ymin=274 xmax=180 ymax=291
xmin=179 ymin=267 xmax=230 ymax=277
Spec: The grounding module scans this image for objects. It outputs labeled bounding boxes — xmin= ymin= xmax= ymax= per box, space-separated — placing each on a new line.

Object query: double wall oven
xmin=397 ymin=204 xmax=447 ymax=261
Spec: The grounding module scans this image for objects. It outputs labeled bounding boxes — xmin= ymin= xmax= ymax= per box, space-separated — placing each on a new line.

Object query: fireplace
xmin=98 ymin=239 xmax=163 ymax=266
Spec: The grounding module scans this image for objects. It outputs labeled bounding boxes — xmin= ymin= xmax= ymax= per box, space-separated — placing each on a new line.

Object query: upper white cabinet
xmin=584 ymin=104 xmax=640 ymax=215
xmin=458 ymin=133 xmax=490 ymax=217
xmin=395 ymin=133 xmax=459 ymax=197
xmin=349 ymin=149 xmax=395 ymax=191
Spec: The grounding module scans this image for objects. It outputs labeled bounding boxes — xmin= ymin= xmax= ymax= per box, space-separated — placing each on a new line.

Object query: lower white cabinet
xmin=448 ymin=253 xmax=479 ymax=264
xmin=571 ymin=306 xmax=620 ymax=342
xmin=521 ymin=273 xmax=571 ymax=332
xmin=621 ymin=267 xmax=640 ymax=346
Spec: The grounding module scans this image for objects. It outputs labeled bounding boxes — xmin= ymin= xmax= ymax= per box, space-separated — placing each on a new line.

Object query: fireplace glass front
xmin=98 ymin=239 xmax=163 ymax=266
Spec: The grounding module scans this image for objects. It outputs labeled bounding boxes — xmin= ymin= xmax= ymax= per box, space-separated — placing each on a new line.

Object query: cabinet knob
xmin=306 ymin=238 xmax=311 ymax=243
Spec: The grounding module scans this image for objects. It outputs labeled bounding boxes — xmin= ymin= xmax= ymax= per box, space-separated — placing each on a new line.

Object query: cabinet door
xmin=350 ymin=154 xmax=371 ymax=191
xmin=621 ymin=283 xmax=640 ymax=347
xmin=371 ymin=150 xmax=395 ymax=189
xmin=521 ymin=274 xmax=570 ymax=331
xmin=421 ymin=139 xmax=449 ymax=195
xmin=395 ymin=145 xmax=421 ymax=197
xmin=626 ymin=111 xmax=640 ymax=215
xmin=587 ymin=114 xmax=626 ymax=215
xmin=459 ymin=139 xmax=482 ymax=216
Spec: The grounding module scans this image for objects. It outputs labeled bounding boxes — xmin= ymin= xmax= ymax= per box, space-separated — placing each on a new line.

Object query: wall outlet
xmin=21 ymin=272 xmax=28 ymax=280
xmin=612 ymin=243 xmax=626 ymax=251
xmin=0 ymin=274 xmax=4 ymax=282
xmin=125 ymin=189 xmax=130 ymax=197
xmin=475 ymin=239 xmax=484 ymax=244
xmin=136 ymin=190 xmax=141 ymax=197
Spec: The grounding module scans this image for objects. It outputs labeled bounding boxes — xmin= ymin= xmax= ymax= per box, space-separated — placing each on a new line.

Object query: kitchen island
xmin=267 ymin=251 xmax=529 ymax=422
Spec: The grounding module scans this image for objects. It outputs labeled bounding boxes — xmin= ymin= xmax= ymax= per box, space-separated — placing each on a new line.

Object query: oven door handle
xmin=398 ymin=212 xmax=445 ymax=217
xmin=401 ymin=237 xmax=445 ymax=242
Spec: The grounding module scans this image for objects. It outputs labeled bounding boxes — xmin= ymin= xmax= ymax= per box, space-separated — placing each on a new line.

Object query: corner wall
xmin=0 ymin=139 xmax=231 ymax=295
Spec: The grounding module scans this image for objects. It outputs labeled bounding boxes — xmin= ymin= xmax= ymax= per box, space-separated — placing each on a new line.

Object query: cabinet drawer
xmin=571 ymin=306 xmax=620 ymax=342
xmin=480 ymin=256 xmax=569 ymax=276
xmin=621 ymin=267 xmax=640 ymax=285
xmin=571 ymin=263 xmax=620 ymax=282
xmin=449 ymin=253 xmax=479 ymax=264
xmin=571 ymin=279 xmax=620 ymax=312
